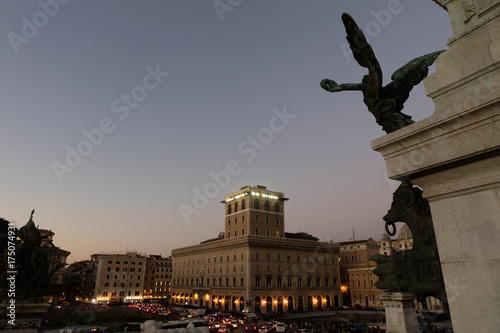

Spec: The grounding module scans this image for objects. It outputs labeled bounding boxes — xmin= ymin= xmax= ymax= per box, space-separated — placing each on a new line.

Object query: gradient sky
xmin=0 ymin=1 xmax=453 ymax=263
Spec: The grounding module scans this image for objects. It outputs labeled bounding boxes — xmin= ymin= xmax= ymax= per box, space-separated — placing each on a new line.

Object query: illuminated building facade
xmin=338 ymin=238 xmax=380 ymax=307
xmin=171 ymin=185 xmax=342 ymax=313
xmin=91 ymin=252 xmax=147 ymax=303
xmin=143 ymin=255 xmax=172 ymax=302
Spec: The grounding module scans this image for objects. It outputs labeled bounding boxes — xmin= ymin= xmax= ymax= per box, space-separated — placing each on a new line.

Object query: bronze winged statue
xmin=321 ymin=13 xmax=445 ymax=134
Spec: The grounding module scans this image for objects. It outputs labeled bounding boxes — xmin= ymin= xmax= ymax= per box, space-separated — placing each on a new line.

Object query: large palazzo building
xmin=92 ymin=252 xmax=147 ymax=303
xmin=171 ymin=185 xmax=342 ymax=314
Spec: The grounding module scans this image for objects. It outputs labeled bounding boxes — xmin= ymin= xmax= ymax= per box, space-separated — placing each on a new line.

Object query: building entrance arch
xmin=287 ymin=296 xmax=294 ymax=312
xmin=265 ymin=296 xmax=272 ymax=313
xmin=255 ymin=296 xmax=261 ymax=313
xmin=277 ymin=296 xmax=283 ymax=313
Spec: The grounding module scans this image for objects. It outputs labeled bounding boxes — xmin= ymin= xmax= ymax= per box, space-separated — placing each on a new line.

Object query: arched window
xmin=234 ymin=202 xmax=238 ymax=212
xmin=254 ymin=199 xmax=259 ymax=209
xmin=241 ymin=199 xmax=246 ymax=210
xmin=227 ymin=204 xmax=232 ymax=214
xmin=274 ymin=202 xmax=279 ymax=212
xmin=264 ymin=201 xmax=270 ymax=211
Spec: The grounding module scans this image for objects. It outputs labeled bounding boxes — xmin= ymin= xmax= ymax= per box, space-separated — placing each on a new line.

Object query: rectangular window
xmin=242 ymin=228 xmax=245 ymax=236
xmin=316 ymin=278 xmax=320 ymax=287
xmin=307 ymin=278 xmax=311 ymax=287
xmin=256 ymin=228 xmax=259 ymax=235
xmin=277 ymin=254 xmax=281 ymax=262
xmin=255 ymin=276 xmax=261 ymax=287
xmin=297 ymin=277 xmax=302 ymax=287
xmin=266 ymin=229 xmax=270 ymax=236
xmin=358 ymin=254 xmax=362 ymax=262
xmin=287 ymin=255 xmax=291 ymax=262
xmin=266 ymin=254 xmax=271 ymax=261
xmin=233 ymin=278 xmax=236 ymax=287
xmin=266 ymin=277 xmax=272 ymax=287
xmin=297 ymin=256 xmax=301 ymax=262
xmin=324 ymin=278 xmax=329 ymax=287
xmin=241 ymin=277 xmax=244 ymax=287
xmin=256 ymin=253 xmax=260 ymax=260
xmin=241 ymin=254 xmax=244 ymax=260
xmin=277 ymin=277 xmax=282 ymax=287
xmin=287 ymin=277 xmax=292 ymax=287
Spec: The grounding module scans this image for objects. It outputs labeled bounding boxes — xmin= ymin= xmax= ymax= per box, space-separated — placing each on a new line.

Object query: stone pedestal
xmin=0 ymin=301 xmax=51 ymax=333
xmin=379 ymin=293 xmax=419 ymax=333
xmin=372 ymin=1 xmax=500 ymax=332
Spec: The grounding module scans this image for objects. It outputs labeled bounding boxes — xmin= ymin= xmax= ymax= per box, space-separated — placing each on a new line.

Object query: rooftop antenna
xmin=352 ymin=227 xmax=355 ymax=241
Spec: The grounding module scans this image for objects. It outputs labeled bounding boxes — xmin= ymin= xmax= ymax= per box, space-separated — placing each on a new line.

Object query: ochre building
xmin=171 ymin=185 xmax=342 ymax=313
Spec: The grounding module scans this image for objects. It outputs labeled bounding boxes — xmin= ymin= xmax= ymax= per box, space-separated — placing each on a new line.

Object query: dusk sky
xmin=1 ymin=1 xmax=453 ymax=263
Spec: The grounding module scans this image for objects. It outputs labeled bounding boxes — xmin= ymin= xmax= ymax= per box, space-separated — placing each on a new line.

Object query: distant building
xmin=171 ymin=185 xmax=342 ymax=314
xmin=378 ymin=232 xmax=394 ymax=255
xmin=64 ymin=260 xmax=96 ymax=302
xmin=338 ymin=238 xmax=380 ymax=308
xmin=143 ymin=255 xmax=172 ymax=303
xmin=91 ymin=252 xmax=147 ymax=303
xmin=39 ymin=229 xmax=71 ymax=305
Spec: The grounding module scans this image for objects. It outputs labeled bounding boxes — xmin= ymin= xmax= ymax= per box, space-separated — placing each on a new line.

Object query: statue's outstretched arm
xmin=320 ymin=79 xmax=363 ymax=93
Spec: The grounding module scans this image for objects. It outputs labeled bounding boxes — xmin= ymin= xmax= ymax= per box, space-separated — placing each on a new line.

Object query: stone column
xmin=372 ymin=1 xmax=500 ymax=332
xmin=379 ymin=292 xmax=419 ymax=333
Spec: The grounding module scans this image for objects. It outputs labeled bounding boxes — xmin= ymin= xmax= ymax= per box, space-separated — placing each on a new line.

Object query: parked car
xmin=259 ymin=326 xmax=271 ymax=333
xmin=245 ymin=324 xmax=258 ymax=332
xmin=275 ymin=323 xmax=285 ymax=333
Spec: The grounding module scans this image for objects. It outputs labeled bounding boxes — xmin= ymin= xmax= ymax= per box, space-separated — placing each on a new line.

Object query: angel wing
xmin=341 ymin=12 xmax=383 ymax=99
xmin=384 ymin=50 xmax=445 ymax=103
